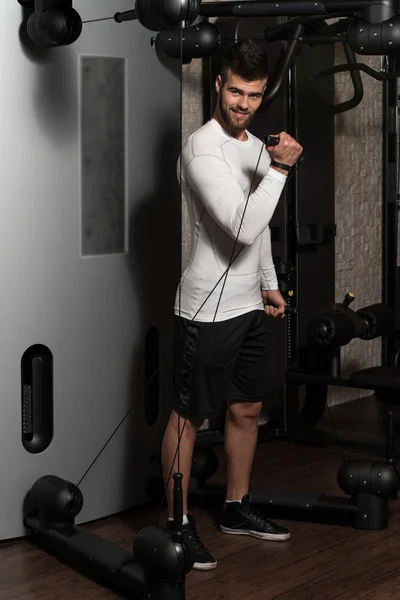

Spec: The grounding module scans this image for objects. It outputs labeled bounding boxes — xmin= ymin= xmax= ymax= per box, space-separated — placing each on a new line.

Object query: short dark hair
xmin=220 ymin=40 xmax=269 ymax=85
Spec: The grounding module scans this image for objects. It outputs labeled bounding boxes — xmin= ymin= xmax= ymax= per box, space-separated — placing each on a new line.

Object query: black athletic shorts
xmin=171 ymin=310 xmax=269 ymax=420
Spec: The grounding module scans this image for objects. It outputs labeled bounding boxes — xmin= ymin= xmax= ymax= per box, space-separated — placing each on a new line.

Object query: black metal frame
xmin=273 ymin=51 xmax=400 ymax=457
xmin=382 ymin=55 xmax=399 ymax=364
xmin=198 ymin=1 xmax=377 ymax=18
xmin=184 ymin=462 xmax=397 ymax=530
xmin=23 ymin=473 xmax=190 ymax=600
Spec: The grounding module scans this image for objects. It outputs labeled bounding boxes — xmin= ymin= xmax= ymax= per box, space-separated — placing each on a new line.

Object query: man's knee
xmin=169 ymin=409 xmax=205 ymax=433
xmin=227 ymin=401 xmax=262 ymax=425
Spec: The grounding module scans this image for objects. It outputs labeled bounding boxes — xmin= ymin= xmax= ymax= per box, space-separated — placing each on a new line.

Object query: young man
xmin=161 ymin=40 xmax=303 ymax=571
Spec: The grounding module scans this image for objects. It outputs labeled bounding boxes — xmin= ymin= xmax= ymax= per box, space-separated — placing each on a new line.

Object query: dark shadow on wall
xmin=18 ymin=7 xmax=77 ymax=144
xmin=122 ymin=120 xmax=182 ymax=507
xmin=119 ymin=47 xmax=185 ymax=510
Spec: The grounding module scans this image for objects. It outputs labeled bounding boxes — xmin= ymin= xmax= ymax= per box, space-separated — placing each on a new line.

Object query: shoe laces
xmin=242 ymin=502 xmax=271 ymax=527
xmin=182 ymin=522 xmax=207 ymax=552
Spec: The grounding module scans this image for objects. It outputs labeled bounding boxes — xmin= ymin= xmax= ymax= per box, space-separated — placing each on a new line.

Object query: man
xmin=161 ymin=40 xmax=303 ymax=571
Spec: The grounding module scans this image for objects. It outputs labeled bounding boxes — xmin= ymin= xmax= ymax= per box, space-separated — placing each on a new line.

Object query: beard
xmin=218 ymin=94 xmax=255 ymax=134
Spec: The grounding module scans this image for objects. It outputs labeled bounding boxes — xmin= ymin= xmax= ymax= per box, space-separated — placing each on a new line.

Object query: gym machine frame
xmin=265 ymin=47 xmax=400 ymax=455
xmin=19 ymin=1 xmax=400 ymax=599
xmin=195 ymin=1 xmax=400 ymax=456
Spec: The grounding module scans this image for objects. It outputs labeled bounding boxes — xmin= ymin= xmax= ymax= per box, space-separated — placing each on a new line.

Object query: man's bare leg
xmin=220 ymin=400 xmax=291 ymax=541
xmin=161 ymin=409 xmax=218 ymax=570
xmin=161 ymin=409 xmax=204 ymax=519
xmin=224 ymin=401 xmax=262 ymax=501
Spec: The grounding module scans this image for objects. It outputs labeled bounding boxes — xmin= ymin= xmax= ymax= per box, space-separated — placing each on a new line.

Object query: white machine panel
xmin=0 ymin=0 xmax=181 ymax=540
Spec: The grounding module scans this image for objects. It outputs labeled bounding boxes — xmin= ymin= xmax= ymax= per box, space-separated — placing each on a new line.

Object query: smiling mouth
xmin=232 ymin=110 xmax=249 ymax=117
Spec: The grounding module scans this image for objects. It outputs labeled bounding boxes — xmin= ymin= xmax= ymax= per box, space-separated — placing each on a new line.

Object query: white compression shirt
xmin=174 ymin=118 xmax=288 ymax=323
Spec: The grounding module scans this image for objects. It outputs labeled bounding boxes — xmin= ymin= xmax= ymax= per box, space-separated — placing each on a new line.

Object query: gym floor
xmin=2 ymin=395 xmax=400 ymax=600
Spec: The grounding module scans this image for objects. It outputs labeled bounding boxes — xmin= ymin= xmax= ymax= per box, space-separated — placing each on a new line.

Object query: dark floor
xmin=2 ymin=396 xmax=400 ymax=600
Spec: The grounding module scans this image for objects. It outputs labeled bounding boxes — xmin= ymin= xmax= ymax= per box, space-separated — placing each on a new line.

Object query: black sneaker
xmin=220 ymin=494 xmax=291 ymax=541
xmin=167 ymin=515 xmax=217 ymax=571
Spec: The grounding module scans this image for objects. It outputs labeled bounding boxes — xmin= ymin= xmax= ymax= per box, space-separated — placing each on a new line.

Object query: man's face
xmin=216 ymin=70 xmax=267 ymax=134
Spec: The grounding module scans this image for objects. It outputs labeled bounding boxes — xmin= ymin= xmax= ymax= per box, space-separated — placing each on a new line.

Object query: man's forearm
xmin=260 ymin=226 xmax=278 ymax=290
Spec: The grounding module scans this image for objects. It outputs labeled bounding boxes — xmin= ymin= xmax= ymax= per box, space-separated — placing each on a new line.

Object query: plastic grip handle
xmin=263 ymin=135 xmax=280 ymax=146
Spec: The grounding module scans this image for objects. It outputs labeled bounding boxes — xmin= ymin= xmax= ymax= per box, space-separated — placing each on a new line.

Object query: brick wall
xmin=180 ymin=41 xmax=384 ymax=406
xmin=330 ymin=50 xmax=383 ymax=405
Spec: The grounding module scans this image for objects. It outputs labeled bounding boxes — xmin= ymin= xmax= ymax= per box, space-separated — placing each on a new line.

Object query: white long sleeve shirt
xmin=174 ymin=118 xmax=287 ymax=323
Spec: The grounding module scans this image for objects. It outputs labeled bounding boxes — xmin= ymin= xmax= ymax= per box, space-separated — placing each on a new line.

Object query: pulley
xmin=18 ymin=0 xmax=82 ymax=48
xmin=154 ymin=22 xmax=220 ymax=62
xmin=135 ymin=0 xmax=200 ymax=32
xmin=347 ymin=15 xmax=400 ymax=54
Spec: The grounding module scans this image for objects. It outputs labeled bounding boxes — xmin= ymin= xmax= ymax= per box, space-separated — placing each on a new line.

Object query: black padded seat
xmin=351 ymin=366 xmax=400 ymax=391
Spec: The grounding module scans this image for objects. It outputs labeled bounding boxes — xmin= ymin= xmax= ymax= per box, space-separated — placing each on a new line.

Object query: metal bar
xmin=25 ymin=514 xmax=188 ymax=600
xmin=382 ymin=57 xmax=398 ymax=365
xmin=333 ymin=43 xmax=364 ymax=115
xmin=263 ymin=14 xmax=350 ymax=43
xmin=287 ymin=61 xmax=299 ymax=367
xmin=199 ymin=1 xmax=239 ymax=17
xmin=283 ymin=59 xmax=300 ymax=430
xmin=186 ymin=481 xmax=389 ymax=529
xmin=299 ymin=35 xmax=345 ymax=43
xmin=199 ymin=1 xmax=374 ymax=18
xmin=387 ymin=410 xmax=396 ymax=466
xmin=382 ymin=56 xmax=398 ymax=364
xmin=264 ymin=24 xmax=304 ymax=106
xmin=234 ymin=3 xmax=329 ymax=17
xmin=24 ymin=515 xmax=150 ymax=599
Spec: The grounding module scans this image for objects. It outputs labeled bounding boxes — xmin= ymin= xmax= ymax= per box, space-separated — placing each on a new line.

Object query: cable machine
xmin=16 ymin=1 xmax=400 ymax=599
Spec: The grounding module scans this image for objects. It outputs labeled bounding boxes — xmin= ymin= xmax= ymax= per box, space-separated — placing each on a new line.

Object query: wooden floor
xmin=2 ymin=397 xmax=400 ymax=600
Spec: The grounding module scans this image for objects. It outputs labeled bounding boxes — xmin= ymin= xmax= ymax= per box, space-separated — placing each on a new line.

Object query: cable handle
xmin=114 ymin=10 xmax=137 ymax=22
xmin=263 ymin=134 xmax=280 ymax=146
